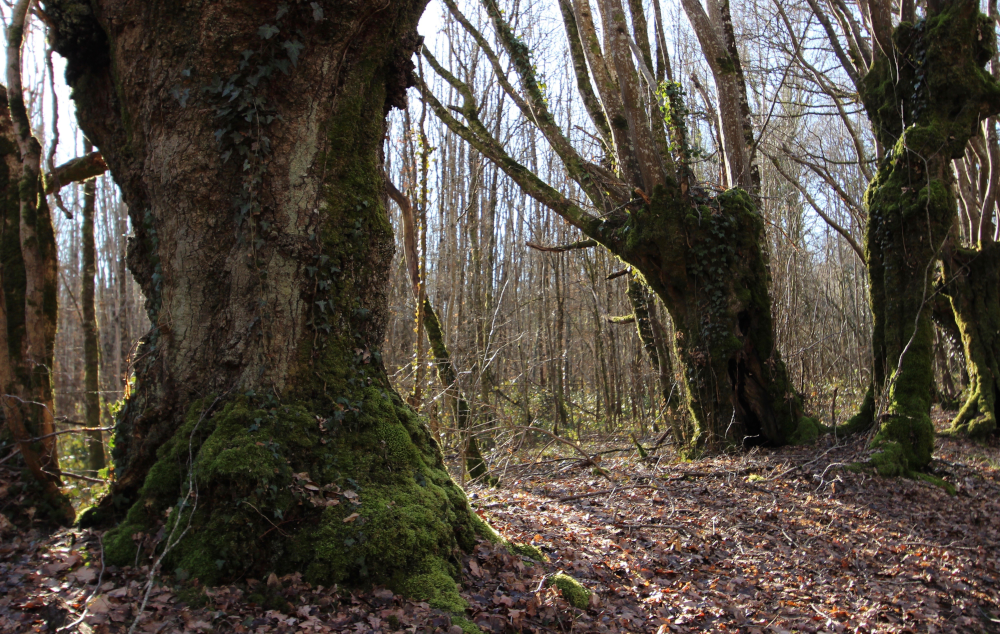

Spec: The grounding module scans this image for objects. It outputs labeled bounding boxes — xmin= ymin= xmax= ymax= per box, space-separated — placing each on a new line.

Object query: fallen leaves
xmin=1 ymin=418 xmax=998 ymax=632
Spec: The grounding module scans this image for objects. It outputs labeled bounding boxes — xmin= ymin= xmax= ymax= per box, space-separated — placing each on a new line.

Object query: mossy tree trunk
xmin=2 ymin=5 xmax=75 ymax=526
xmin=0 ymin=0 xmax=73 ymax=521
xmin=48 ymin=0 xmax=485 ymax=607
xmin=619 ymin=188 xmax=811 ymax=451
xmin=941 ymin=243 xmax=1000 ymax=436
xmin=852 ymin=0 xmax=1000 ymax=473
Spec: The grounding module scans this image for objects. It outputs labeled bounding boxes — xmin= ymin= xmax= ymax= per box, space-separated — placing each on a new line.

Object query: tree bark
xmin=851 ymin=0 xmax=1000 ymax=473
xmin=48 ymin=0 xmax=483 ymax=606
xmin=6 ymin=1 xmax=64 ymax=504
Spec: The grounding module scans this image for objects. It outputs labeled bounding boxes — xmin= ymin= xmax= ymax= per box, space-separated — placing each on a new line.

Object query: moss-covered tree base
xmin=93 ymin=393 xmax=489 ymax=612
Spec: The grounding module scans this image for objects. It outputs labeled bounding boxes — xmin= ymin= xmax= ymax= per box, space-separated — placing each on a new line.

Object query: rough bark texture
xmin=613 ymin=187 xmax=816 ymax=453
xmin=48 ymin=0 xmax=486 ymax=609
xmin=853 ymin=0 xmax=1000 ymax=473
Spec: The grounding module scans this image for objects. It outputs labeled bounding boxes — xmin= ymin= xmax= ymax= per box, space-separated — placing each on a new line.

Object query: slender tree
xmin=81 ymin=142 xmax=105 ymax=473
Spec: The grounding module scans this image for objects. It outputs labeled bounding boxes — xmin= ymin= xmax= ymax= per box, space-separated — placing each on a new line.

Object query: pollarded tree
xmin=42 ymin=0 xmax=492 ymax=609
xmin=421 ymin=0 xmax=818 ymax=453
xmin=800 ymin=0 xmax=1000 ymax=472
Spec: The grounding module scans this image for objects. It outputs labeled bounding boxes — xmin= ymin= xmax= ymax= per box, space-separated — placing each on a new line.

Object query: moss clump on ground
xmin=547 ymin=572 xmax=591 ymax=609
xmin=508 ymin=542 xmax=546 ymax=562
xmin=451 ymin=615 xmax=483 ymax=634
xmin=789 ymin=417 xmax=821 ymax=445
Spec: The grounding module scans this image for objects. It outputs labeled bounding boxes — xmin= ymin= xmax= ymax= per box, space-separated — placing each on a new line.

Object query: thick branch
xmin=44 ymin=151 xmax=106 ymax=194
xmin=526 ymin=239 xmax=598 ymax=253
xmin=476 ymin=0 xmax=623 ymax=206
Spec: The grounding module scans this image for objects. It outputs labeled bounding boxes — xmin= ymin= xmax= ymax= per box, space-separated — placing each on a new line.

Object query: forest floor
xmin=1 ymin=410 xmax=999 ymax=634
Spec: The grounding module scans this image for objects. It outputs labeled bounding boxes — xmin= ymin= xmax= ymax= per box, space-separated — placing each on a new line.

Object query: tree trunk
xmin=1 ymin=75 xmax=74 ymax=525
xmin=5 ymin=1 xmax=69 ymax=523
xmin=81 ymin=146 xmax=105 ymax=473
xmin=941 ymin=243 xmax=1000 ymax=436
xmin=426 ymin=0 xmax=813 ymax=456
xmin=852 ymin=0 xmax=1000 ymax=473
xmin=49 ymin=0 xmax=483 ymax=607
xmin=622 ymin=187 xmax=814 ymax=453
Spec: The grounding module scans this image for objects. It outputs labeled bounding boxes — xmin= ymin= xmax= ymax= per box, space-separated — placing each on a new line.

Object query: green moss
xmin=789 ymin=417 xmax=821 ymax=445
xmin=548 ymin=572 xmax=591 ymax=609
xmin=451 ymin=615 xmax=483 ymax=634
xmin=102 ymin=387 xmax=484 ymax=612
xmin=914 ymin=472 xmax=957 ymax=495
xmin=508 ymin=542 xmax=546 ymax=562
xmin=390 ymin=558 xmax=466 ymax=613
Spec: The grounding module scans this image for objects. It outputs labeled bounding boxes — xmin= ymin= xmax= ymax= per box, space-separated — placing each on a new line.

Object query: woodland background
xmin=7 ymin=0 xmax=896 ymax=490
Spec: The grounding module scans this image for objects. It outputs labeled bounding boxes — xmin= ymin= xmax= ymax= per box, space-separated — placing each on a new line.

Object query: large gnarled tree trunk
xmin=47 ymin=0 xmax=484 ymax=607
xmin=851 ymin=0 xmax=1000 ymax=473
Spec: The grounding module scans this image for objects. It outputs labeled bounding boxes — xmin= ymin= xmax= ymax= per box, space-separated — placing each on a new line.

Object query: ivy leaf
xmin=276 ymin=3 xmax=289 ymax=20
xmin=258 ymin=24 xmax=279 ymax=39
xmin=273 ymin=58 xmax=291 ymax=75
xmin=310 ymin=2 xmax=324 ymax=21
xmin=283 ymin=39 xmax=304 ymax=67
